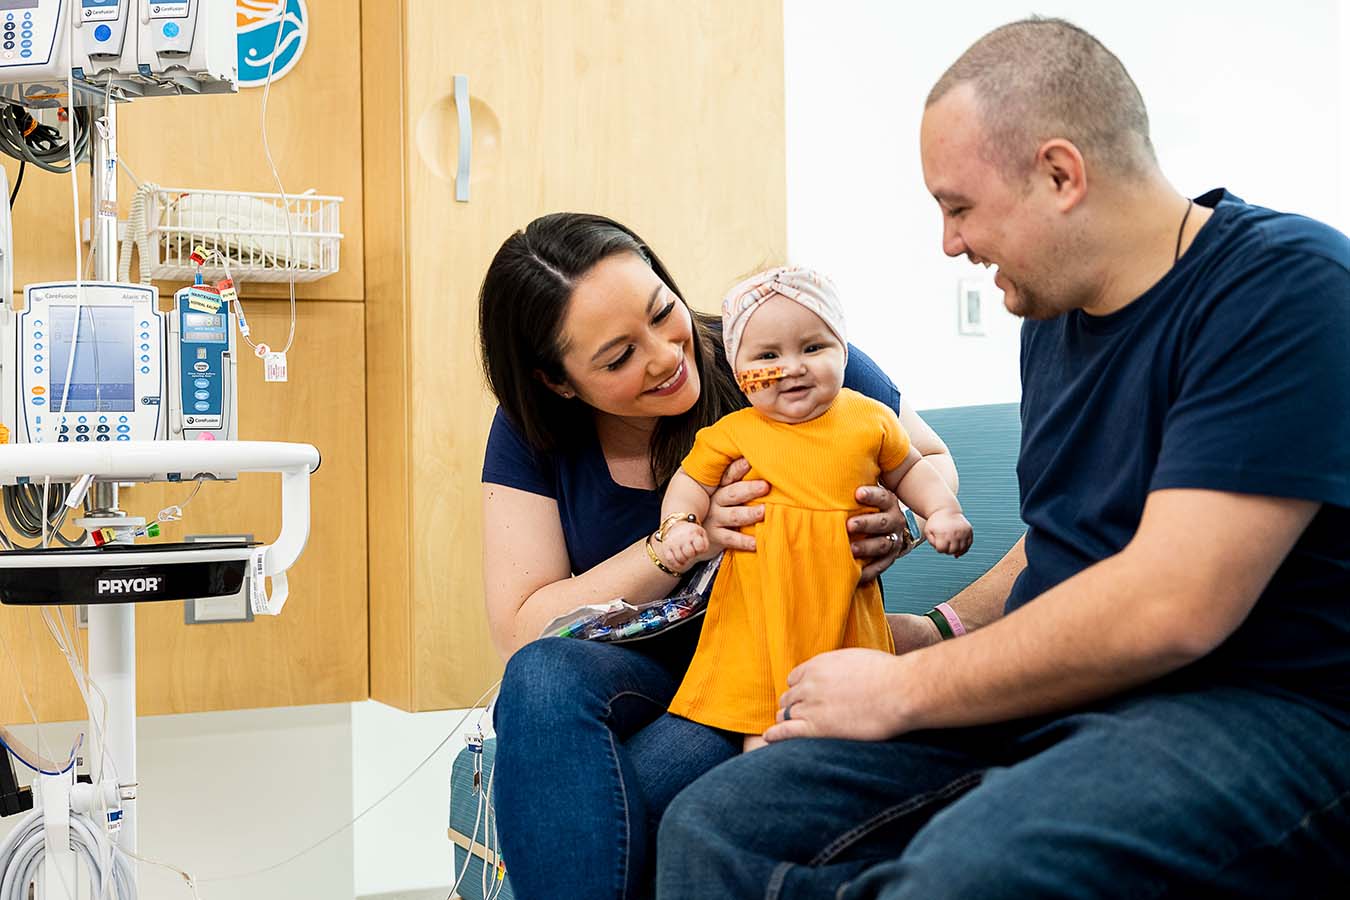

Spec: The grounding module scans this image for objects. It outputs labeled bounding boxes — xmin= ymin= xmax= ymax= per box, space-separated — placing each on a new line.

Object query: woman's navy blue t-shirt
xmin=482 ymin=343 xmax=900 ymax=575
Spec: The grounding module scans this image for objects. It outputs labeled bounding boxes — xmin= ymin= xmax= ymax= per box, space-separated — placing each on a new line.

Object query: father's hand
xmin=705 ymin=457 xmax=768 ymax=553
xmin=849 ymin=485 xmax=912 ymax=583
xmin=765 ymin=648 xmax=907 ymax=743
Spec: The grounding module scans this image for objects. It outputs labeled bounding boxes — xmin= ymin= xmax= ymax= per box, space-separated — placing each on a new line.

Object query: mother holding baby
xmin=477 ymin=211 xmax=959 ymax=900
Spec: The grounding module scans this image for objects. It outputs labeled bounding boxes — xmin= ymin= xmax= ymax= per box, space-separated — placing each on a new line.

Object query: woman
xmin=479 ymin=213 xmax=958 ymax=899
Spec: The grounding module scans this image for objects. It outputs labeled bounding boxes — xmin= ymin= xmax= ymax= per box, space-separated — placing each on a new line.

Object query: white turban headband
xmin=721 ymin=266 xmax=848 ymax=383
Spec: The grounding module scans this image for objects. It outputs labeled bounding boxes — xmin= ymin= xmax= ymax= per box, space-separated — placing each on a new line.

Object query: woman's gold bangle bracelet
xmin=644 ymin=535 xmax=680 ymax=577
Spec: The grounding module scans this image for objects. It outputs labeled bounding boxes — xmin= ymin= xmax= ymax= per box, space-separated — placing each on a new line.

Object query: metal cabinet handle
xmin=454 ymin=74 xmax=471 ymax=202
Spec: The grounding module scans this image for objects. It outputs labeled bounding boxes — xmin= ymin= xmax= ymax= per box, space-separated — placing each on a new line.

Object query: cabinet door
xmin=0 ymin=0 xmax=365 ymax=303
xmin=367 ymin=0 xmax=787 ymax=709
xmin=0 ymin=300 xmax=368 ymax=723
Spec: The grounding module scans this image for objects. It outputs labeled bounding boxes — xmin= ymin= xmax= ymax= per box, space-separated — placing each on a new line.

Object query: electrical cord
xmin=8 ymin=159 xmax=22 ymax=207
xmin=0 ymin=105 xmax=90 ymax=174
xmin=1 ymin=483 xmax=85 ymax=548
xmin=0 ymin=806 xmax=134 ymax=900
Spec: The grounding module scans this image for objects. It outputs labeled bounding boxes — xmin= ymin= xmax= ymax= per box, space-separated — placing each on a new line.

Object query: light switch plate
xmin=957 ymin=278 xmax=987 ymax=336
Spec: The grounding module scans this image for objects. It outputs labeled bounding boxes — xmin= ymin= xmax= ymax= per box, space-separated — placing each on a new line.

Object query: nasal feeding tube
xmin=735 ymin=365 xmax=786 ymax=393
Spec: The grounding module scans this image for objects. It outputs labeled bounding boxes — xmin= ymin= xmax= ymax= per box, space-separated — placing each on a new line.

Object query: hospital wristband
xmin=924 ymin=603 xmax=965 ymax=640
xmin=935 ymin=602 xmax=966 ymax=637
xmin=924 ymin=608 xmax=954 ymax=640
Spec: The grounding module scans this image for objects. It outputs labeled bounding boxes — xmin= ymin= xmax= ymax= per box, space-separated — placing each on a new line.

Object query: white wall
xmin=785 ymin=0 xmax=1349 ymax=410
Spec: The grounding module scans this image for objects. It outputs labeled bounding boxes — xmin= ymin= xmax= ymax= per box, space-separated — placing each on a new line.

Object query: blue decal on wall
xmin=237 ymin=0 xmax=309 ymax=89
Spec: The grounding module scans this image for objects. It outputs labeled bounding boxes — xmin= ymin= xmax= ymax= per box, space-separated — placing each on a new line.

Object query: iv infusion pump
xmin=0 ymin=0 xmax=237 ymax=105
xmin=0 ymin=280 xmax=237 ymax=450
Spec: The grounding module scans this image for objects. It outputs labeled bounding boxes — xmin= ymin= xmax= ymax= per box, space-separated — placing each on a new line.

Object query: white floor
xmin=1 ymin=699 xmax=487 ymax=899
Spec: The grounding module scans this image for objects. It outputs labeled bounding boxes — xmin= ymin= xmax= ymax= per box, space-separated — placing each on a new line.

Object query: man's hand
xmin=764 ymin=648 xmax=908 ymax=742
xmin=849 ymin=485 xmax=911 ymax=582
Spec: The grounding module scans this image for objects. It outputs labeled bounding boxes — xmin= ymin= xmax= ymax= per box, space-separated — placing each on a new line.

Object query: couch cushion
xmin=882 ymin=403 xmax=1023 ymax=615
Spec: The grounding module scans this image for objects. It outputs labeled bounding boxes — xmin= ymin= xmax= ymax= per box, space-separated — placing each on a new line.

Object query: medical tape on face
xmin=736 ymin=366 xmax=785 ymax=393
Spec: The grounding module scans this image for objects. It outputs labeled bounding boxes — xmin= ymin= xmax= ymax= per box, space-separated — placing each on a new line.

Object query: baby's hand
xmin=657 ymin=521 xmax=710 ymax=571
xmin=924 ymin=509 xmax=973 ymax=558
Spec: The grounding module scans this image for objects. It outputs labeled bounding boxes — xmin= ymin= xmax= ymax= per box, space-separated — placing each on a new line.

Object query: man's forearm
xmin=893 ymin=547 xmax=1197 ymax=731
xmin=946 ymin=535 xmax=1024 ymax=630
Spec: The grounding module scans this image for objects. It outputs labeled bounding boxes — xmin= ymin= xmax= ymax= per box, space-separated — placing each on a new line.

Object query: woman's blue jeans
xmin=657 ymin=681 xmax=1350 ymax=899
xmin=493 ymin=621 xmax=739 ymax=900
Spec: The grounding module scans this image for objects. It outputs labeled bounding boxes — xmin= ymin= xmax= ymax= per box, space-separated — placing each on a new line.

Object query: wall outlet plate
xmin=183 ymin=534 xmax=254 ymax=624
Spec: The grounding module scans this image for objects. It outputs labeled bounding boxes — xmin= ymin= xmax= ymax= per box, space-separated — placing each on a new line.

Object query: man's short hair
xmin=927 ymin=17 xmax=1156 ymax=179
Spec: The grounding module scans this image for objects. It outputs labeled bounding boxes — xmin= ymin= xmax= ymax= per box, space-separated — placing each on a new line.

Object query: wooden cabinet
xmin=364 ymin=1 xmax=787 ymax=710
xmin=0 ymin=0 xmax=368 ymax=724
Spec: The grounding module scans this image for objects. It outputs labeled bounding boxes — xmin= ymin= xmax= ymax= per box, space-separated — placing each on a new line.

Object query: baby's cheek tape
xmin=736 ymin=366 xmax=785 ymax=393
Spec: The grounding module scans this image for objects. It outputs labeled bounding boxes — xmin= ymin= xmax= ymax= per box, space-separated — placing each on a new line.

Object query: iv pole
xmin=83 ymin=94 xmax=141 ymax=876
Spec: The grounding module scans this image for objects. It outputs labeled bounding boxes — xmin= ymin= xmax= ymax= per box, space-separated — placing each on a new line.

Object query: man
xmin=656 ymin=17 xmax=1350 ymax=899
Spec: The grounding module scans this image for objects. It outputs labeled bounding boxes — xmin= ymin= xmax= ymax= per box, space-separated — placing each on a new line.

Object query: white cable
xmin=446 ymin=754 xmax=487 ymax=900
xmin=116 ymin=182 xmax=152 ymax=284
xmin=23 ymin=610 xmax=50 ymax=766
xmin=0 ymin=621 xmax=77 ymax=776
xmin=198 ymin=680 xmax=502 ymax=885
xmin=46 ymin=7 xmax=88 ymax=552
xmin=258 ymin=3 xmax=297 ymax=356
xmin=0 ymin=807 xmax=134 ymax=900
xmin=121 ymin=848 xmax=201 ymax=900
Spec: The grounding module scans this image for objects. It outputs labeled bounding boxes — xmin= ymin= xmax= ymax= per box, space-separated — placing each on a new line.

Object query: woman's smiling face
xmin=553 ymin=251 xmax=702 ymax=421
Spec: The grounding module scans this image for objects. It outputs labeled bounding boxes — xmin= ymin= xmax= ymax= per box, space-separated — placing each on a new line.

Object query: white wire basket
xmin=139 ymin=186 xmax=344 ymax=283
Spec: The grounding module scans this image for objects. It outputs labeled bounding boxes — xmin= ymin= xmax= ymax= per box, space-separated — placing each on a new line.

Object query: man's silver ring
xmin=886 ymin=532 xmax=899 ymax=546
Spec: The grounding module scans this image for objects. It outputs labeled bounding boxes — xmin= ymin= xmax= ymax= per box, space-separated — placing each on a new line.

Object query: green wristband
xmin=925 ymin=607 xmax=955 ymax=640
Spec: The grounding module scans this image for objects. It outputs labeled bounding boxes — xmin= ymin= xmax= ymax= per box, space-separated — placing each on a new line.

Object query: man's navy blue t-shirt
xmin=483 ymin=343 xmax=900 ymax=577
xmin=1011 ymin=189 xmax=1350 ymax=723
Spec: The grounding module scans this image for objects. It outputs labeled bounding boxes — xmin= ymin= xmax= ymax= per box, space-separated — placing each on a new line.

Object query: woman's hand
xmin=848 ymin=485 xmax=913 ymax=583
xmin=703 ymin=458 xmax=769 ymax=553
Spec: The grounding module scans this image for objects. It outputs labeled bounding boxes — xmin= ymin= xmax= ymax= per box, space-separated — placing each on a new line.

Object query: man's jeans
xmin=494 ymin=625 xmax=739 ymax=900
xmin=657 ymin=682 xmax=1350 ymax=898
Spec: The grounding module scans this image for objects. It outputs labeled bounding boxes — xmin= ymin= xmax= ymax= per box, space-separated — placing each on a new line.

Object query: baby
xmin=652 ymin=266 xmax=972 ymax=750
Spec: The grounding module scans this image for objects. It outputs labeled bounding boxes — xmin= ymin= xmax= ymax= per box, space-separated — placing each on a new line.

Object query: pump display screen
xmin=47 ymin=305 xmax=136 ymax=412
xmin=0 ymin=1 xmax=39 ymax=10
xmin=182 ymin=312 xmax=227 ymax=343
xmin=80 ymin=1 xmax=118 ymax=9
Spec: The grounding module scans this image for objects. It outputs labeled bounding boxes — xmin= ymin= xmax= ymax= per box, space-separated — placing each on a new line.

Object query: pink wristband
xmin=935 ymin=602 xmax=966 ymax=637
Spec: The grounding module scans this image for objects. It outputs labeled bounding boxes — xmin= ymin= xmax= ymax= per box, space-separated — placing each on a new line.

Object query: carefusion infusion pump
xmin=0 ymin=0 xmax=236 ymax=108
xmin=0 ymin=280 xmax=237 ymax=446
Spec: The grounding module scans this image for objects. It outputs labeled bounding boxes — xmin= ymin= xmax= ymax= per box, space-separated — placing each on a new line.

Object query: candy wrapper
xmin=541 ymin=554 xmax=722 ymax=643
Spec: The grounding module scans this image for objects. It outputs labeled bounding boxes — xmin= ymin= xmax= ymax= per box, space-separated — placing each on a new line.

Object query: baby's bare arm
xmin=662 ymin=469 xmax=717 ymax=524
xmin=882 ymin=447 xmax=961 ymax=521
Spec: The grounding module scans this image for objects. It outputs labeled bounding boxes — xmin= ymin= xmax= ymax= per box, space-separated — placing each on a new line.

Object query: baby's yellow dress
xmin=667 ymin=388 xmax=909 ymax=733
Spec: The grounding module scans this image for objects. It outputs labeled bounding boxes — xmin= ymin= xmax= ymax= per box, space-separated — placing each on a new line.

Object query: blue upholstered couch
xmin=447 ymin=403 xmax=1024 ymax=900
